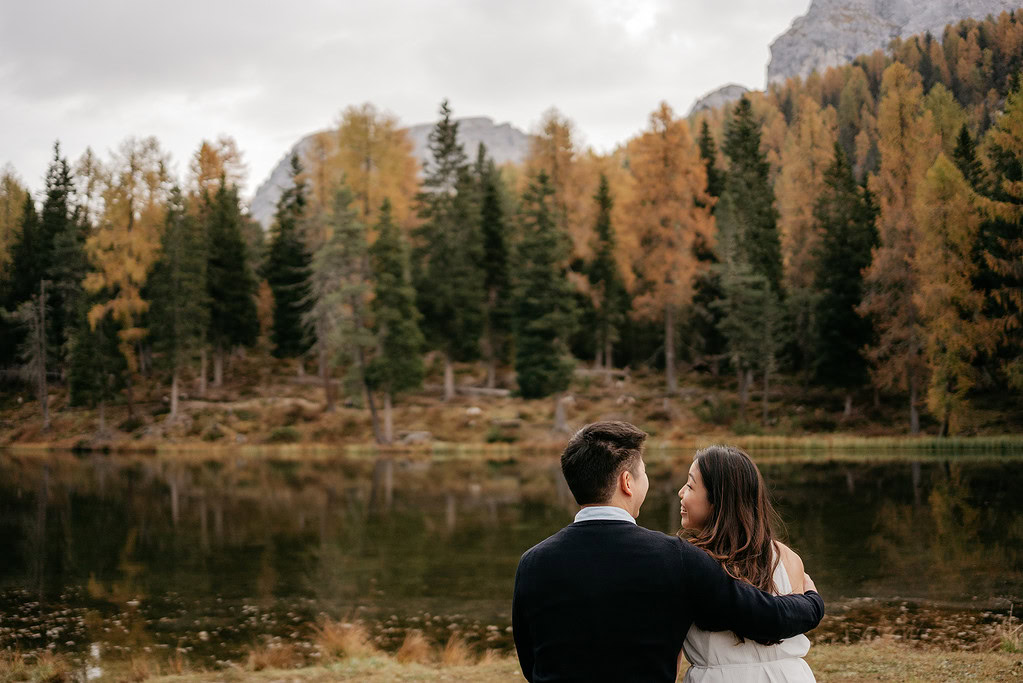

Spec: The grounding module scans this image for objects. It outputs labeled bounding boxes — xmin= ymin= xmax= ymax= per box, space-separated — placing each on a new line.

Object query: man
xmin=512 ymin=421 xmax=824 ymax=682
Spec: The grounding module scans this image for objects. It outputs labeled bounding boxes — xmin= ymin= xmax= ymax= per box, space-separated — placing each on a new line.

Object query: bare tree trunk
xmin=443 ymin=353 xmax=455 ymax=402
xmin=737 ymin=361 xmax=748 ymax=415
xmin=213 ymin=346 xmax=224 ymax=387
xmin=383 ymin=392 xmax=394 ymax=444
xmin=665 ymin=304 xmax=678 ymax=395
xmin=199 ymin=347 xmax=208 ymax=397
xmin=909 ymin=375 xmax=920 ymax=435
xmin=357 ymin=347 xmax=383 ymax=443
xmin=320 ymin=341 xmax=335 ymax=413
xmin=37 ymin=281 xmax=50 ymax=432
xmin=604 ymin=338 xmax=613 ymax=372
xmin=553 ymin=393 xmax=570 ymax=433
xmin=170 ymin=366 xmax=180 ymax=419
xmin=843 ymin=393 xmax=853 ymax=419
xmin=98 ymin=400 xmax=106 ymax=435
xmin=762 ymin=368 xmax=770 ymax=425
xmin=296 ymin=358 xmax=305 ymax=378
xmin=594 ymin=347 xmax=603 ymax=370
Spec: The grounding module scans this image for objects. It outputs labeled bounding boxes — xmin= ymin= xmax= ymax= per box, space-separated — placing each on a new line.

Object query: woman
xmin=677 ymin=445 xmax=815 ymax=682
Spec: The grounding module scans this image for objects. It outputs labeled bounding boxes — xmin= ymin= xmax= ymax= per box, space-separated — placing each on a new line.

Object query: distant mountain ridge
xmin=768 ymin=0 xmax=1020 ymax=84
xmin=249 ymin=116 xmax=530 ymax=229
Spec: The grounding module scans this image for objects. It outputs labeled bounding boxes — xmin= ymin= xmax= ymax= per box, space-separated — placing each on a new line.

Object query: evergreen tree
xmin=265 ymin=154 xmax=312 ymax=361
xmin=720 ymin=96 xmax=783 ymax=293
xmin=812 ymin=143 xmax=879 ymax=414
xmin=148 ymin=187 xmax=208 ymax=418
xmin=305 ymin=187 xmax=381 ymax=438
xmin=697 ymin=120 xmax=725 ymax=199
xmin=205 ymin=180 xmax=259 ymax=386
xmin=512 ymin=171 xmax=578 ymax=400
xmin=367 ymin=199 xmax=424 ymax=443
xmin=587 ymin=173 xmax=628 ymax=370
xmin=40 ymin=142 xmax=87 ymax=375
xmin=68 ymin=304 xmax=126 ymax=435
xmin=2 ymin=195 xmax=40 ymax=368
xmin=951 ymin=124 xmax=987 ymax=193
xmin=475 ymin=144 xmax=513 ymax=387
xmin=412 ymin=100 xmax=485 ymax=400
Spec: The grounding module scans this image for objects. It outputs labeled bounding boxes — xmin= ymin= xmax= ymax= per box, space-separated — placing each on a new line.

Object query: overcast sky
xmin=0 ymin=0 xmax=810 ymax=201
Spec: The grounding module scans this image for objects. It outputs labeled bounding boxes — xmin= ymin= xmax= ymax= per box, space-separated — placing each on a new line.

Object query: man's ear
xmin=620 ymin=468 xmax=633 ymax=497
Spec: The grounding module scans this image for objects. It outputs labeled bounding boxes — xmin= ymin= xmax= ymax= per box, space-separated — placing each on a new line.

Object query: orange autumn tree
xmin=626 ymin=102 xmax=715 ymax=394
xmin=914 ymin=154 xmax=996 ymax=434
xmin=859 ymin=63 xmax=940 ymax=434
xmin=83 ymin=136 xmax=170 ymax=413
xmin=333 ymin=103 xmax=419 ymax=227
xmin=300 ymin=103 xmax=419 ymax=245
xmin=189 ymin=136 xmax=246 ymax=198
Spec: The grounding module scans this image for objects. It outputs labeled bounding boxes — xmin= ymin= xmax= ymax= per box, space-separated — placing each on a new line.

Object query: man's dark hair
xmin=560 ymin=421 xmax=647 ymax=505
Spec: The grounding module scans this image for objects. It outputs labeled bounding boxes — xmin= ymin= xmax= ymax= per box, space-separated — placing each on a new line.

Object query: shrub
xmin=267 ymin=426 xmax=300 ymax=444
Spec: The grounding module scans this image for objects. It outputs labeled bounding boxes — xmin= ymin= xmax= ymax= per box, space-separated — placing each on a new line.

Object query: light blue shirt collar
xmin=573 ymin=505 xmax=637 ymax=524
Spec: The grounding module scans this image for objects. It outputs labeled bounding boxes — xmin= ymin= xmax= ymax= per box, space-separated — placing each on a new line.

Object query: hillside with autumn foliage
xmin=1 ymin=12 xmax=1022 ymax=447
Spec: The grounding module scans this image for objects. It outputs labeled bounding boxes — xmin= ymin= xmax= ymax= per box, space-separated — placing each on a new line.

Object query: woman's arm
xmin=774 ymin=541 xmax=805 ymax=594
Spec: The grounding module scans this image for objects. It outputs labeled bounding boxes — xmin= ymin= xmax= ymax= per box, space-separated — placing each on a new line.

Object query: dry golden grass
xmin=440 ymin=633 xmax=475 ymax=666
xmin=0 ymin=650 xmax=72 ymax=683
xmin=996 ymin=612 xmax=1023 ymax=653
xmin=310 ymin=618 xmax=379 ymax=660
xmin=247 ymin=643 xmax=299 ymax=671
xmin=395 ymin=629 xmax=433 ymax=664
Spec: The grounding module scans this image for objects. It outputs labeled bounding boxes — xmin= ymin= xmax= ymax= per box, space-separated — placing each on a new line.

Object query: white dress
xmin=681 ymin=549 xmax=815 ymax=682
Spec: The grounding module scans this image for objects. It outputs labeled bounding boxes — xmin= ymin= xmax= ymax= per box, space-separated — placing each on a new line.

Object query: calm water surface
xmin=1 ymin=448 xmax=1021 ymax=666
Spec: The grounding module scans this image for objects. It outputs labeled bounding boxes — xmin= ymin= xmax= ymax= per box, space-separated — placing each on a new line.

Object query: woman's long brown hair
xmin=678 ymin=445 xmax=783 ymax=594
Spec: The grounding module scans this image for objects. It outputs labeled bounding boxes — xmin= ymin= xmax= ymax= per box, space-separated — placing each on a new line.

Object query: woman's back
xmin=681 ymin=545 xmax=815 ymax=682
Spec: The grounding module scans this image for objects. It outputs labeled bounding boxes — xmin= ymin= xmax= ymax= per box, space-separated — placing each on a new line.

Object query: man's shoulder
xmin=520 ymin=522 xmax=684 ymax=564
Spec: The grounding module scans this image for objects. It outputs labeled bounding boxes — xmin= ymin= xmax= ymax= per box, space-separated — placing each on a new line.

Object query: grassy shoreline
xmin=4 ymin=641 xmax=1022 ymax=682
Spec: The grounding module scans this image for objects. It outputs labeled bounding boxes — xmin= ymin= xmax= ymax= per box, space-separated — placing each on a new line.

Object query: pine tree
xmin=305 ymin=187 xmax=380 ymax=438
xmin=775 ymin=97 xmax=837 ymax=379
xmin=951 ymin=124 xmax=987 ymax=192
xmin=513 ymin=171 xmax=578 ymax=402
xmin=476 ymin=144 xmax=514 ymax=388
xmin=697 ymin=120 xmax=725 ymax=199
xmin=2 ymin=195 xmax=40 ymax=368
xmin=859 ymin=63 xmax=940 ymax=434
xmin=412 ymin=100 xmax=485 ymax=401
xmin=68 ymin=304 xmax=126 ymax=435
xmin=914 ymin=154 xmax=995 ymax=434
xmin=265 ymin=154 xmax=312 ymax=361
xmin=148 ymin=187 xmax=208 ymax=419
xmin=367 ymin=199 xmax=424 ymax=443
xmin=721 ymin=96 xmax=783 ymax=293
xmin=979 ymin=80 xmax=1023 ymax=392
xmin=587 ymin=173 xmax=628 ymax=371
xmin=40 ymin=142 xmax=87 ymax=375
xmin=812 ymin=143 xmax=878 ymax=414
xmin=204 ymin=180 xmax=259 ymax=386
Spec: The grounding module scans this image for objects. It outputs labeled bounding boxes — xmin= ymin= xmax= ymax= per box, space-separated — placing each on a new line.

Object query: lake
xmin=1 ymin=447 xmax=1021 ymax=667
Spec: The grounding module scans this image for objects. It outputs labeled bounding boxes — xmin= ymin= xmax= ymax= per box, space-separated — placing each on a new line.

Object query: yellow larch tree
xmin=83 ymin=137 xmax=170 ymax=406
xmin=0 ymin=168 xmax=28 ymax=277
xmin=913 ymin=154 xmax=995 ymax=434
xmin=188 ymin=136 xmax=246 ymax=197
xmin=626 ymin=102 xmax=715 ymax=394
xmin=859 ymin=63 xmax=941 ymax=434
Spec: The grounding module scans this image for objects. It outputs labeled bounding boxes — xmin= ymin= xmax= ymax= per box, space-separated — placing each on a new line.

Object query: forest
xmin=1 ymin=12 xmax=1022 ymax=443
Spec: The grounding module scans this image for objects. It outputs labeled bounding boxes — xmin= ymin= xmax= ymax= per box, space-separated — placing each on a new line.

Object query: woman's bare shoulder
xmin=772 ymin=541 xmax=805 ymax=593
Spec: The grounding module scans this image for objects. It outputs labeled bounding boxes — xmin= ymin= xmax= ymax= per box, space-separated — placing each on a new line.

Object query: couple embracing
xmin=512 ymin=421 xmax=821 ymax=682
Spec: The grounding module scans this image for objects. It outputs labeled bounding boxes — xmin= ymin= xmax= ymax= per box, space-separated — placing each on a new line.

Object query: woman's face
xmin=679 ymin=459 xmax=713 ymax=530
